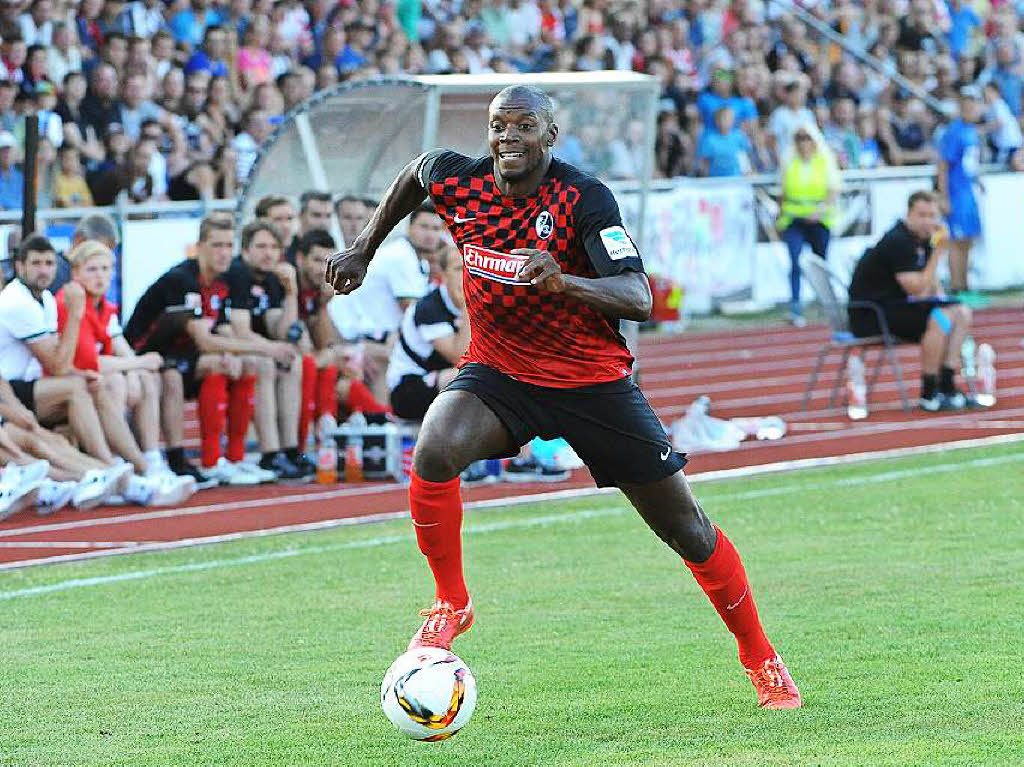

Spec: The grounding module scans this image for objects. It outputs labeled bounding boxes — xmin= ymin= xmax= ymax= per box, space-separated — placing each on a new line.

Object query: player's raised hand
xmin=326 ymin=243 xmax=372 ymax=295
xmin=512 ymin=248 xmax=566 ymax=293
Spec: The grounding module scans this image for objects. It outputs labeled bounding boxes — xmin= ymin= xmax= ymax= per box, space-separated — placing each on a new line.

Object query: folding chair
xmin=799 ymin=253 xmax=912 ymax=412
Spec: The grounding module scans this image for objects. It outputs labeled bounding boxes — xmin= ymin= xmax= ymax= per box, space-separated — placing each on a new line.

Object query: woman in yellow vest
xmin=777 ymin=122 xmax=840 ymax=326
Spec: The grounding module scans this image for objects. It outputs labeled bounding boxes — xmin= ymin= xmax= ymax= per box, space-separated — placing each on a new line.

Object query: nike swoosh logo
xmin=726 ymin=587 xmax=748 ymax=611
xmin=453 ymin=215 xmax=477 ymax=223
xmin=660 ymin=446 xmax=672 ymax=460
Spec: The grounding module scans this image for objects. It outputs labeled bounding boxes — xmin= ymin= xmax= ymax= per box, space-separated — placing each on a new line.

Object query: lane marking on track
xmin=1 ymin=434 xmax=1022 ymax=586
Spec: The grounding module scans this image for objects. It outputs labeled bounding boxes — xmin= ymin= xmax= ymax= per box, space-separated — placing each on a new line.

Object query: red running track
xmin=2 ymin=307 xmax=1021 ymax=568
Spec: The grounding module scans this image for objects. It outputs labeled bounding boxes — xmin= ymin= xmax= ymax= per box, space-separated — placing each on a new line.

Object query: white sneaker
xmin=0 ymin=469 xmax=42 ymax=522
xmin=72 ymin=469 xmax=121 ymax=510
xmin=104 ymin=463 xmax=135 ymax=494
xmin=35 ymin=479 xmax=77 ymax=515
xmin=233 ymin=460 xmax=277 ymax=484
xmin=201 ymin=457 xmax=261 ymax=486
xmin=123 ymin=473 xmax=197 ymax=507
xmin=14 ymin=460 xmax=50 ymax=485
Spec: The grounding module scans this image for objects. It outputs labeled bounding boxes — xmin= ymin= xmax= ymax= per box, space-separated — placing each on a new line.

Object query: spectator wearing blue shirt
xmin=184 ymin=25 xmax=231 ymax=79
xmin=945 ymin=0 xmax=981 ymax=59
xmin=938 ymin=88 xmax=983 ymax=294
xmin=169 ymin=0 xmax=225 ymax=48
xmin=698 ymin=107 xmax=752 ymax=177
xmin=985 ymin=40 xmax=1024 ymax=117
xmin=696 ymin=68 xmax=757 ymax=130
xmin=0 ymin=132 xmax=23 ymax=211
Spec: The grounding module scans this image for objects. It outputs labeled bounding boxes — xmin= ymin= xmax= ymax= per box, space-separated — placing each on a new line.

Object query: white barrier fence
xmin=4 ymin=168 xmax=1023 ymax=322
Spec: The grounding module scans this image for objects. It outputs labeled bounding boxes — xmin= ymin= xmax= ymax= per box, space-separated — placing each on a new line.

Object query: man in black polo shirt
xmin=225 ymin=220 xmax=310 ymax=479
xmin=848 ymin=190 xmax=974 ymax=411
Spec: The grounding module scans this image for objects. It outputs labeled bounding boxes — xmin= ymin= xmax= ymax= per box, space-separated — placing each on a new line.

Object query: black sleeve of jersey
xmin=123 ymin=269 xmax=187 ymax=346
xmin=226 ymin=260 xmax=252 ymax=313
xmin=264 ymin=272 xmax=285 ymax=309
xmin=415 ymin=149 xmax=476 ymax=191
xmin=881 ymin=228 xmax=924 ymax=275
xmin=574 ymin=181 xmax=645 ymax=277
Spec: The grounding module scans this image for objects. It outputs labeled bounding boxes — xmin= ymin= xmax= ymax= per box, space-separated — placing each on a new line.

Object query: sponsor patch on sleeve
xmin=599 ymin=226 xmax=639 ymax=261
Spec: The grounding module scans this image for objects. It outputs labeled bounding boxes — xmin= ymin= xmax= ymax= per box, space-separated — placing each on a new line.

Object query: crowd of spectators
xmin=1 ymin=0 xmax=1024 ymax=212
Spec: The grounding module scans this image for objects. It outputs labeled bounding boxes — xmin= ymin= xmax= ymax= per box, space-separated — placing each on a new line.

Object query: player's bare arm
xmin=326 ymin=157 xmax=428 ymax=294
xmin=513 ymin=248 xmax=653 ymax=322
xmin=30 ymin=281 xmax=86 ymax=376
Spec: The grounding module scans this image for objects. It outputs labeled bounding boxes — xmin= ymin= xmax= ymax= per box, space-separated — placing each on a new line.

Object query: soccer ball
xmin=380 ymin=647 xmax=477 ymax=741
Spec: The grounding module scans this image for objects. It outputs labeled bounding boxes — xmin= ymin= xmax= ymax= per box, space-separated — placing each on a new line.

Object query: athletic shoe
xmin=168 ymin=457 xmax=217 ymax=489
xmin=0 ymin=465 xmax=43 ymax=521
xmin=16 ymin=460 xmax=51 ymax=485
xmin=259 ymin=451 xmax=305 ymax=481
xmin=293 ymin=454 xmax=317 ymax=480
xmin=122 ymin=473 xmax=197 ymax=507
xmin=72 ymin=469 xmax=121 ymax=510
xmin=787 ymin=312 xmax=807 ymax=328
xmin=459 ymin=460 xmax=494 ymax=486
xmin=408 ymin=598 xmax=476 ymax=651
xmin=503 ymin=455 xmax=571 ymax=483
xmin=104 ymin=462 xmax=135 ymax=494
xmin=918 ymin=393 xmax=944 ymax=412
xmin=745 ymin=655 xmax=802 ymax=709
xmin=234 ymin=460 xmax=278 ymax=484
xmin=201 ymin=458 xmax=262 ymax=486
xmin=941 ymin=390 xmax=970 ymax=410
xmin=35 ymin=479 xmax=77 ymax=515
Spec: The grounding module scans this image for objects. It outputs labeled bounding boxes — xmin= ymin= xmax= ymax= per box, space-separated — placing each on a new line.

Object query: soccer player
xmin=56 ymin=240 xmax=181 ymax=479
xmin=123 ymin=214 xmax=283 ymax=485
xmin=327 ymin=86 xmax=801 ymax=709
xmin=328 ymin=204 xmax=444 ymax=401
xmin=225 ymin=220 xmax=310 ymax=479
xmin=293 ymin=229 xmax=390 ymax=444
xmin=848 ymin=191 xmax=974 ymax=410
xmin=334 ymin=194 xmax=373 ymax=247
xmin=254 ymin=195 xmax=299 ymax=249
xmin=284 ymin=190 xmax=333 ymax=264
xmin=937 ymin=87 xmax=982 ymax=296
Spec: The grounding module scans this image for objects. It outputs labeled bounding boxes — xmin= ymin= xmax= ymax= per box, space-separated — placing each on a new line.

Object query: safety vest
xmin=777 ymin=152 xmax=836 ymax=231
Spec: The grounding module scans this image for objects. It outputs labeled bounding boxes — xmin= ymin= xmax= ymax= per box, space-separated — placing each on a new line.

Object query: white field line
xmin=639 ymin=318 xmax=1024 ymax=356
xmin=0 ymin=432 xmax=1022 ymax=581
xmin=0 ymin=483 xmax=399 ymax=537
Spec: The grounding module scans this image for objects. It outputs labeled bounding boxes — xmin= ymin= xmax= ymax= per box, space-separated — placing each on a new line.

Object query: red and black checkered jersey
xmin=416 ymin=150 xmax=645 ymax=388
xmin=123 ymin=259 xmax=231 ymax=356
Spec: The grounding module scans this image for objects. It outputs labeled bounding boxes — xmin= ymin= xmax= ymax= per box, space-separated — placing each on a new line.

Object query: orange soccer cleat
xmin=745 ymin=655 xmax=803 ymax=709
xmin=408 ymin=598 xmax=476 ymax=651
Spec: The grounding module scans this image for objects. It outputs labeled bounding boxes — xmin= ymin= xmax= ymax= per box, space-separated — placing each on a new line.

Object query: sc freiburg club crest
xmin=535 ymin=211 xmax=554 ymax=239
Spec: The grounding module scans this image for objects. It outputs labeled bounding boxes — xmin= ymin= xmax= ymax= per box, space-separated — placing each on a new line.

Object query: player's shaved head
xmin=490 ymin=85 xmax=555 ymax=126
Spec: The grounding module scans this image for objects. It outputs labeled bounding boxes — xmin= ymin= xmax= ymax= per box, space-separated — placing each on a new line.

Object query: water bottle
xmin=846 ymin=355 xmax=868 ymax=420
xmin=344 ymin=411 xmax=366 ymax=482
xmin=976 ymin=342 xmax=996 ymax=407
xmin=315 ymin=417 xmax=338 ymax=484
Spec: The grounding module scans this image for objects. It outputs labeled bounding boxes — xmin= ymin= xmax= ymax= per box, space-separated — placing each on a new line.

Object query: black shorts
xmin=9 ymin=379 xmax=36 ymax=412
xmin=390 ymin=375 xmax=438 ymax=421
xmin=445 ymin=363 xmax=687 ymax=488
xmin=849 ymin=303 xmax=931 ymax=343
xmin=164 ymin=355 xmax=203 ymax=399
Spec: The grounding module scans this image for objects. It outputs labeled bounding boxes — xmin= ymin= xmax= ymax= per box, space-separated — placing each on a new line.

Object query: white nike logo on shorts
xmin=454 ymin=215 xmax=477 ymax=223
xmin=660 ymin=446 xmax=672 ymax=460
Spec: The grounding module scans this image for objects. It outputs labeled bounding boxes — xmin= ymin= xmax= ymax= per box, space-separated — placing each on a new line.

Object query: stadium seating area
xmin=1 ymin=0 xmax=1024 ymax=207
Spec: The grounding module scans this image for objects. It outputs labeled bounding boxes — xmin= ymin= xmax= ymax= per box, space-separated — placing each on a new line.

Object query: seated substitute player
xmin=327 ymin=204 xmax=444 ymax=402
xmin=56 ymin=241 xmax=184 ymax=481
xmin=327 ymin=85 xmax=802 ymax=709
xmin=0 ymin=235 xmax=193 ymax=507
xmin=386 ymin=242 xmax=469 ymax=421
xmin=293 ymin=229 xmax=390 ymax=446
xmin=225 ymin=220 xmax=310 ymax=479
xmin=849 ymin=191 xmax=974 ymax=411
xmin=254 ymin=194 xmax=299 ymax=248
xmin=123 ymin=214 xmax=284 ymax=485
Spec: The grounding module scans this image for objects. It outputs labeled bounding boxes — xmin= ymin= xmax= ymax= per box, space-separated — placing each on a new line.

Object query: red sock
xmin=316 ymin=365 xmax=339 ymax=420
xmin=226 ymin=375 xmax=256 ymax=463
xmin=409 ymin=470 xmax=468 ymax=609
xmin=197 ymin=374 xmax=227 ymax=468
xmin=346 ymin=377 xmax=390 ymax=414
xmin=298 ymin=355 xmax=317 ymax=449
xmin=684 ymin=525 xmax=775 ymax=669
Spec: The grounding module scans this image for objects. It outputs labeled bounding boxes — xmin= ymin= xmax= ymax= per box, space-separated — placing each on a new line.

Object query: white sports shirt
xmin=0 ymin=278 xmax=58 ymax=382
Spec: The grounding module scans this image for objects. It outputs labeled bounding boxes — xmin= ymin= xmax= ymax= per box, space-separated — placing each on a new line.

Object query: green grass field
xmin=2 ymin=443 xmax=1023 ymax=766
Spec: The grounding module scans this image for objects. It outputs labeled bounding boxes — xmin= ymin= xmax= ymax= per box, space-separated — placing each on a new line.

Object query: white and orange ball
xmin=380 ymin=648 xmax=477 ymax=741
